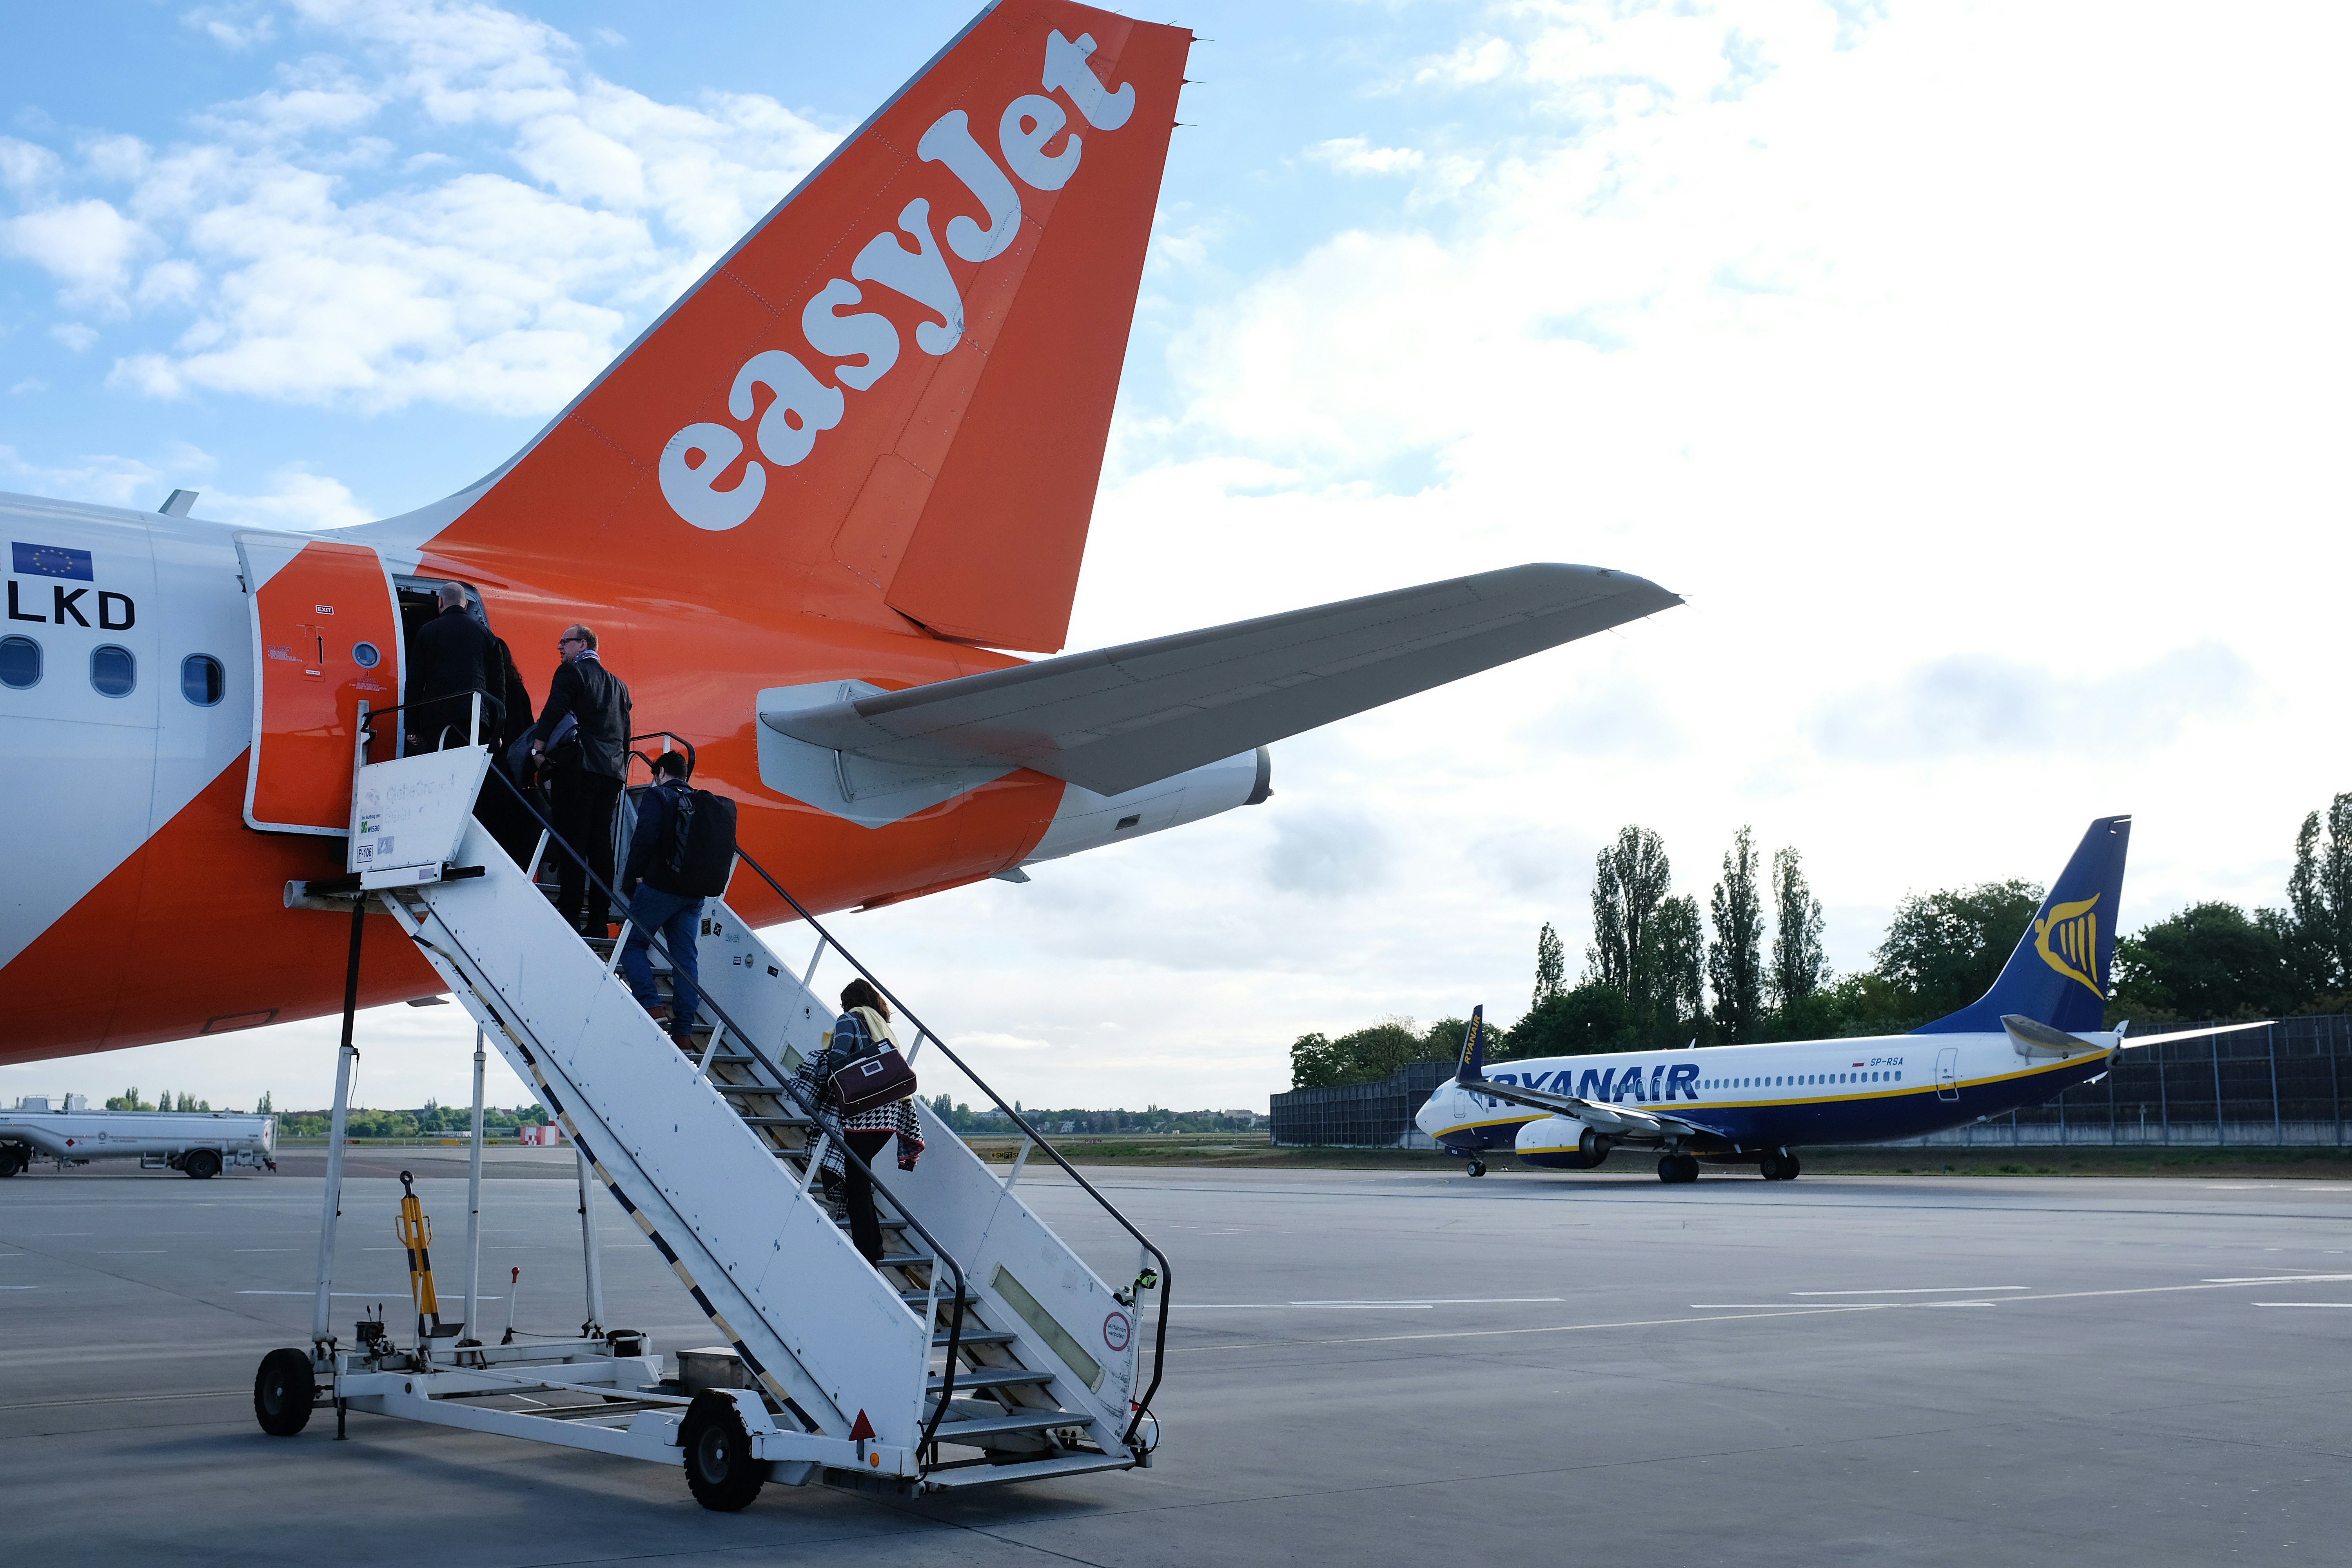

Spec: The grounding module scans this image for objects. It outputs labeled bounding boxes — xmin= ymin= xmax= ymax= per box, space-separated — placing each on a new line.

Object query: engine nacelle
xmin=1514 ymin=1116 xmax=1607 ymax=1170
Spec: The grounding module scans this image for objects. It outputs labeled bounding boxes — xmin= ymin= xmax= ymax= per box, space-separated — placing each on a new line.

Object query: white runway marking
xmin=2202 ymin=1274 xmax=2352 ymax=1284
xmin=1177 ymin=1297 xmax=1566 ymax=1310
xmin=1789 ymin=1286 xmax=2029 ymax=1295
xmin=2252 ymin=1301 xmax=2352 ymax=1308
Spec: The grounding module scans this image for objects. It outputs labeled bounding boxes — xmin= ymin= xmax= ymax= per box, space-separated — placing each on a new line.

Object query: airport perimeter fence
xmin=1270 ymin=1015 xmax=2352 ymax=1150
xmin=1889 ymin=1013 xmax=2352 ymax=1148
xmin=1270 ymin=1061 xmax=1452 ymax=1149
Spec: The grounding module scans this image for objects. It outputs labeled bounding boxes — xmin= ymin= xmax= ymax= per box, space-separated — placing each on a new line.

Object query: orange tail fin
xmin=399 ymin=3 xmax=1189 ymax=654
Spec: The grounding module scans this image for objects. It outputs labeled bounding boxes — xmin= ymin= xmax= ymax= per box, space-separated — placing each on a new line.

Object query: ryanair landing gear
xmin=1758 ymin=1152 xmax=1802 ymax=1181
xmin=1466 ymin=1159 xmax=1488 ymax=1178
xmin=1656 ymin=1154 xmax=1700 ymax=1184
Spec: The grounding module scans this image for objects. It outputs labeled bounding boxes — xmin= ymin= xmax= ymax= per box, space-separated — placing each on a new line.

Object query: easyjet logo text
xmin=658 ymin=29 xmax=1136 ymax=532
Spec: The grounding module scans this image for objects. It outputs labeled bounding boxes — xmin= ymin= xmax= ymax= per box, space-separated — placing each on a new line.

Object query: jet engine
xmin=1514 ymin=1116 xmax=1608 ymax=1170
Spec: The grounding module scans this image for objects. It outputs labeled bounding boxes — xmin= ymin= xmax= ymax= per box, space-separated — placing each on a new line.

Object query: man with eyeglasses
xmin=526 ymin=624 xmax=633 ymax=937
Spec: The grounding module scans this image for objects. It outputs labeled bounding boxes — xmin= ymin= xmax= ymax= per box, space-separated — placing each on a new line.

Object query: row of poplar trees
xmin=1521 ymin=824 xmax=1826 ymax=1053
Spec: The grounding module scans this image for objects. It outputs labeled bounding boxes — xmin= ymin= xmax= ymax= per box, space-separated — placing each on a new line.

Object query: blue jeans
xmin=618 ymin=885 xmax=704 ymax=1034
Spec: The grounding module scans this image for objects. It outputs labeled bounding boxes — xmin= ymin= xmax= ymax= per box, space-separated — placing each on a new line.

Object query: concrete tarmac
xmin=3 ymin=1159 xmax=2348 ymax=1566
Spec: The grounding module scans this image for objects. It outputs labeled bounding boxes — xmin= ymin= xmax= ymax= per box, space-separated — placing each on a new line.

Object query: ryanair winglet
xmin=1915 ymin=816 xmax=2131 ymax=1036
xmin=1455 ymin=1005 xmax=1487 ymax=1083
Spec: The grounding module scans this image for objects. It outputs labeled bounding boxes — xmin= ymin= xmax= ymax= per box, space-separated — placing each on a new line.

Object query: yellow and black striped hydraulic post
xmin=395 ymin=1169 xmax=446 ymax=1342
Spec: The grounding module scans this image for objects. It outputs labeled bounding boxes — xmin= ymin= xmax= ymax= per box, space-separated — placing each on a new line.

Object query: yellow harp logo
xmin=2034 ymin=893 xmax=2104 ymax=998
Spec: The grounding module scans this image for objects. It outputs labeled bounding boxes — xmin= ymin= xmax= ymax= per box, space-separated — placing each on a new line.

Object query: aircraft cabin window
xmin=90 ymin=644 xmax=136 ymax=698
xmin=0 ymin=634 xmax=38 ymax=689
xmin=352 ymin=641 xmax=381 ymax=668
xmin=180 ymin=653 xmax=225 ymax=706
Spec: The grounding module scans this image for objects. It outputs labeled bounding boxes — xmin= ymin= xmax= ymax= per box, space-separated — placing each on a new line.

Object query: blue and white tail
xmin=1915 ymin=816 xmax=2131 ymax=1036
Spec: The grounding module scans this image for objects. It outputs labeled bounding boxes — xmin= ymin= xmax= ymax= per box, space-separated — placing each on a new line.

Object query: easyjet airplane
xmin=0 ymin=2 xmax=1679 ymax=1067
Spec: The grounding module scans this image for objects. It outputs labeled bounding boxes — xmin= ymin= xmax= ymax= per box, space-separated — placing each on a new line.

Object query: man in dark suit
xmin=529 ymin=623 xmax=632 ymax=936
xmin=407 ymin=582 xmax=498 ymax=750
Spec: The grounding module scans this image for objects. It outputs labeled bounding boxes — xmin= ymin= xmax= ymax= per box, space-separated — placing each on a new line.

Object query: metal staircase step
xmin=900 ymin=1287 xmax=978 ymax=1306
xmin=929 ymin=1367 xmax=1053 ymax=1393
xmin=933 ymin=1328 xmax=1015 ymax=1348
xmin=736 ymin=1115 xmax=814 ymax=1128
xmin=927 ymin=1407 xmax=1088 ymax=1441
xmin=920 ymin=1452 xmax=1137 ymax=1490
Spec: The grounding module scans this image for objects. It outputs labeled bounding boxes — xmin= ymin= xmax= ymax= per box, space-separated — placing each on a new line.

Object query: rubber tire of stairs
xmin=253 ymin=1348 xmax=316 ymax=1437
xmin=681 ymin=1391 xmax=768 ymax=1512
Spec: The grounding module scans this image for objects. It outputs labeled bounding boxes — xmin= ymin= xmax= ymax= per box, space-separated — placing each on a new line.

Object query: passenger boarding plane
xmin=0 ymin=1 xmax=1680 ymax=1066
xmin=1420 ymin=817 xmax=2269 ymax=1182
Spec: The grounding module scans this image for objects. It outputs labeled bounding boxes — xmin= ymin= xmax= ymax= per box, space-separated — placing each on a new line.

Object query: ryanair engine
xmin=1514 ymin=1117 xmax=1609 ymax=1171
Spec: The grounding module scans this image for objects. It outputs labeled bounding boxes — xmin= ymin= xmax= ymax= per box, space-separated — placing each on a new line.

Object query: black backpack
xmin=654 ymin=783 xmax=737 ymax=896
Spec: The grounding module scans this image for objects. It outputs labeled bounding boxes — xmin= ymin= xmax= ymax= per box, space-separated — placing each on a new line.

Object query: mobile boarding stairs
xmin=263 ymin=726 xmax=1168 ymax=1508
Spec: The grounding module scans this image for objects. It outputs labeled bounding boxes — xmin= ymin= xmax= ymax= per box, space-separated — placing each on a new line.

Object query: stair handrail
xmin=357 ymin=689 xmax=507 ymax=758
xmin=729 ymin=846 xmax=1172 ymax=1453
xmin=457 ymin=761 xmax=972 ymax=1462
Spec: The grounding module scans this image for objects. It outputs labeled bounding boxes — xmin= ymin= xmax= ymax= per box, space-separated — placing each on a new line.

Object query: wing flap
xmin=762 ymin=563 xmax=1679 ymax=796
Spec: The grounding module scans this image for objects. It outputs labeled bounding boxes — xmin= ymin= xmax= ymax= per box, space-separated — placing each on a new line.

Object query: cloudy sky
xmin=3 ymin=0 xmax=2345 ymax=1118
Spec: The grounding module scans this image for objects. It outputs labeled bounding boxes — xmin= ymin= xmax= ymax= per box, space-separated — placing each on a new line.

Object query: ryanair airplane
xmin=1418 ymin=817 xmax=2262 ymax=1182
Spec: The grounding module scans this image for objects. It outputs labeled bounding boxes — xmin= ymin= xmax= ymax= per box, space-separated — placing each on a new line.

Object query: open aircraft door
xmin=234 ymin=532 xmax=404 ymax=835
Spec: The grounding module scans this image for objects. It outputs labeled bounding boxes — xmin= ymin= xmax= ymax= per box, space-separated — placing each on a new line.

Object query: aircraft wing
xmin=1461 ymin=1074 xmax=1731 ymax=1142
xmin=761 ymin=564 xmax=1679 ymax=798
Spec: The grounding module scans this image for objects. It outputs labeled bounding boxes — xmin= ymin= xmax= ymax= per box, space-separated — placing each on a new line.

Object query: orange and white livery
xmin=0 ymin=2 xmax=1681 ymax=1066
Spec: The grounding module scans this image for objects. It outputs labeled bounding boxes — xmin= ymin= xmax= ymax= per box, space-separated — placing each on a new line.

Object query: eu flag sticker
xmin=12 ymin=542 xmax=94 ymax=581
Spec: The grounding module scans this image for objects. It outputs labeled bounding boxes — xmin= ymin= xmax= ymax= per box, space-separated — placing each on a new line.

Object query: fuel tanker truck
xmin=0 ymin=1098 xmax=276 ymax=1178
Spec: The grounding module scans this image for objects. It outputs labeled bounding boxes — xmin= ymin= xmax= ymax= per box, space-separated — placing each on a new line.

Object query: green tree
xmin=1423 ymin=1016 xmax=1492 ymax=1065
xmin=1769 ymin=846 xmax=1828 ymax=1009
xmin=1533 ymin=922 xmax=1565 ymax=1008
xmin=1588 ymin=826 xmax=1671 ymax=1006
xmin=1708 ymin=827 xmax=1766 ymax=1041
xmin=2112 ymin=902 xmax=2296 ymax=1020
xmin=1772 ymin=970 xmax=1913 ymax=1040
xmin=106 ymin=1087 xmax=151 ymax=1112
xmin=1876 ymin=878 xmax=2042 ymax=1020
xmin=1643 ymin=894 xmax=1707 ymax=1043
xmin=1511 ymin=982 xmax=1637 ymax=1056
xmin=256 ymin=1091 xmax=272 ymax=1114
xmin=2285 ymin=793 xmax=2352 ymax=995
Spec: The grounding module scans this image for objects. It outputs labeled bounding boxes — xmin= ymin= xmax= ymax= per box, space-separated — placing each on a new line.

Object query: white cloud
xmin=1808 ymin=645 xmax=2260 ymax=761
xmin=183 ymin=4 xmax=281 ymax=51
xmin=203 ymin=466 xmax=375 ymax=529
xmin=0 ymin=437 xmax=364 ymax=526
xmin=50 ymin=322 xmax=97 ymax=351
xmin=9 ymin=379 xmax=46 ymax=394
xmin=2 ymin=198 xmax=151 ymax=307
xmin=4 ymin=0 xmax=840 ymax=413
xmin=0 ymin=136 xmax=62 ymax=194
xmin=1308 ymin=136 xmax=1425 ymax=176
xmin=1413 ymin=36 xmax=1514 ymax=89
xmin=0 ymin=443 xmax=164 ymax=509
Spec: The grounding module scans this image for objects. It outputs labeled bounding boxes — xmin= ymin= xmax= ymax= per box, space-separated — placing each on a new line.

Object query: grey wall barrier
xmin=1271 ymin=1060 xmax=1452 ymax=1149
xmin=1269 ymin=1016 xmax=2352 ymax=1150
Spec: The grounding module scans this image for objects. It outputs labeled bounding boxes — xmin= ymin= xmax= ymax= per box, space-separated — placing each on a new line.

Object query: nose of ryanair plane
xmin=1416 ymin=1085 xmax=1454 ymax=1141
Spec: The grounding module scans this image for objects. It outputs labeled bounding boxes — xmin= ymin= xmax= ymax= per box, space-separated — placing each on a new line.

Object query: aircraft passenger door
xmin=234 ymin=532 xmax=403 ymax=834
xmin=1936 ymin=1046 xmax=1960 ymax=1102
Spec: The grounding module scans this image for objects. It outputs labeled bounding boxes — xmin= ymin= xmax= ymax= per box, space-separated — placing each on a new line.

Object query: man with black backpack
xmin=617 ymin=752 xmax=737 ymax=1052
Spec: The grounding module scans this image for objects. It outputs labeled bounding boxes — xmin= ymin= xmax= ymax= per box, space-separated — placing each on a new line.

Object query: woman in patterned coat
xmin=798 ymin=977 xmax=924 ymax=1264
